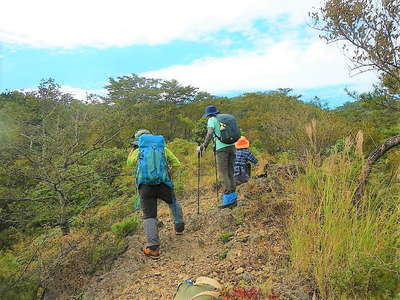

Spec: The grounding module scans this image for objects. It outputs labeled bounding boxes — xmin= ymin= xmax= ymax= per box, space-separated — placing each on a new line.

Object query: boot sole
xmin=144 ymin=253 xmax=160 ymax=260
xmin=143 ymin=249 xmax=160 ymax=260
xmin=219 ymin=201 xmax=237 ymax=209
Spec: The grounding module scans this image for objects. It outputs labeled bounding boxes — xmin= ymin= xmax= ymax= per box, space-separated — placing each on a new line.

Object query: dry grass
xmin=288 ymin=151 xmax=400 ymax=299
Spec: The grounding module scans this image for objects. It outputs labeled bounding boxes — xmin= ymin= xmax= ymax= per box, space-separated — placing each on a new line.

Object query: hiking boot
xmin=174 ymin=223 xmax=185 ymax=235
xmin=143 ymin=247 xmax=160 ymax=260
xmin=219 ymin=192 xmax=238 ymax=209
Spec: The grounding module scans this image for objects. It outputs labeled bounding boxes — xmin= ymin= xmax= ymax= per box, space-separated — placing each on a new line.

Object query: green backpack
xmin=215 ymin=114 xmax=241 ymax=144
xmin=173 ymin=277 xmax=222 ymax=300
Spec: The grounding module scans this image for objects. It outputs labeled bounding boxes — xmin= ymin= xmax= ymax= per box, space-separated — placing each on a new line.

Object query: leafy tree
xmin=0 ymin=84 xmax=127 ymax=236
xmin=192 ymin=117 xmax=208 ymax=145
xmin=310 ymin=0 xmax=400 ymax=81
xmin=104 ymin=74 xmax=213 ymax=140
xmin=35 ymin=78 xmax=74 ymax=104
xmin=311 ymin=0 xmax=400 ymax=112
xmin=160 ymin=79 xmax=199 ymax=105
xmin=105 ymin=74 xmax=162 ymax=104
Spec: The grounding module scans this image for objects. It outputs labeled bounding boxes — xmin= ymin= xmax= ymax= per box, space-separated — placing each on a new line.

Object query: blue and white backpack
xmin=136 ymin=134 xmax=172 ymax=187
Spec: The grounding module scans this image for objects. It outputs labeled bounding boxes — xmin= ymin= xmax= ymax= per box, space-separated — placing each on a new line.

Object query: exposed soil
xmin=83 ymin=180 xmax=313 ymax=299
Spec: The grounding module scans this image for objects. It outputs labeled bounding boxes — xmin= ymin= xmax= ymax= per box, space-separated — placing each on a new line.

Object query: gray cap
xmin=132 ymin=129 xmax=151 ymax=146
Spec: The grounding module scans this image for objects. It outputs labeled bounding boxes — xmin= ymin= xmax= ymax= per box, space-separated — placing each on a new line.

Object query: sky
xmin=0 ymin=0 xmax=378 ymax=107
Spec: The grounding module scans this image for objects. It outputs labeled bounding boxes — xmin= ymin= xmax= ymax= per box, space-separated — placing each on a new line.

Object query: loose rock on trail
xmin=83 ymin=181 xmax=311 ymax=299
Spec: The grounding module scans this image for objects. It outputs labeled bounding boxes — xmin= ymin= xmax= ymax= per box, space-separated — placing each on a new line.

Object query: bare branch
xmin=353 ymin=134 xmax=400 ymax=205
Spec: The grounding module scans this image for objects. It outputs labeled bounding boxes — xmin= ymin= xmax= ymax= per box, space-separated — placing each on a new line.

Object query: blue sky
xmin=0 ymin=0 xmax=377 ymax=107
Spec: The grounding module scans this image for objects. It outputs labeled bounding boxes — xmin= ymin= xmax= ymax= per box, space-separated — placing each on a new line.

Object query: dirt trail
xmin=83 ymin=183 xmax=311 ymax=299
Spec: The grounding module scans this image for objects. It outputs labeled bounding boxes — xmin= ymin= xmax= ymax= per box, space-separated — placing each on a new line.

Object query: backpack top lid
xmin=138 ymin=134 xmax=165 ymax=148
xmin=215 ymin=113 xmax=234 ymax=121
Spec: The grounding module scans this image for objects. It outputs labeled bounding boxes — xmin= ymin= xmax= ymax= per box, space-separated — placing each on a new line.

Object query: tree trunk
xmin=353 ymin=134 xmax=400 ymax=206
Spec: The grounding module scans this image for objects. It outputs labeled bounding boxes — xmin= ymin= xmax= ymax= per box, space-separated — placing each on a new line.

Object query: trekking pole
xmin=197 ymin=150 xmax=201 ymax=215
xmin=213 ymin=148 xmax=219 ymax=202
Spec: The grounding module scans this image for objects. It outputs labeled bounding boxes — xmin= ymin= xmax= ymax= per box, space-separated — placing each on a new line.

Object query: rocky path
xmin=83 ymin=185 xmax=311 ymax=299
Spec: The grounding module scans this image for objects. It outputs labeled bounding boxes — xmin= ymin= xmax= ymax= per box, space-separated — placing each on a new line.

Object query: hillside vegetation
xmin=0 ymin=74 xmax=399 ymax=299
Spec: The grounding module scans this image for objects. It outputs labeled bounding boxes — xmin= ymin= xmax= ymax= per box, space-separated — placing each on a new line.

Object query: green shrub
xmin=0 ymin=252 xmax=38 ymax=300
xmin=111 ymin=216 xmax=140 ymax=238
xmin=71 ymin=196 xmax=132 ymax=234
xmin=0 ymin=227 xmax=20 ymax=250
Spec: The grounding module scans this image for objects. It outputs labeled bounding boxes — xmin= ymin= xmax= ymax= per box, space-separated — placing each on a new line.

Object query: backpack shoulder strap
xmin=213 ymin=131 xmax=222 ymax=143
xmin=190 ymin=291 xmax=220 ymax=300
xmin=210 ymin=116 xmax=222 ymax=142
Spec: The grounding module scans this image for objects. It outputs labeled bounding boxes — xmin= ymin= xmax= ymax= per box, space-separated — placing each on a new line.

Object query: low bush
xmin=0 ymin=252 xmax=39 ymax=300
xmin=71 ymin=196 xmax=132 ymax=234
xmin=111 ymin=216 xmax=140 ymax=238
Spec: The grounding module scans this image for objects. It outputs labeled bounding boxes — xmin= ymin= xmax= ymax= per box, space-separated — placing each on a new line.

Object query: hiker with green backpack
xmin=198 ymin=105 xmax=241 ymax=208
xmin=127 ymin=129 xmax=185 ymax=259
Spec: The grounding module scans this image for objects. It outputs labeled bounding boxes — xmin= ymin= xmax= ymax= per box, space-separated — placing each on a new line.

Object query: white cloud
xmin=1 ymin=0 xmax=322 ymax=48
xmin=18 ymin=86 xmax=105 ymax=101
xmin=3 ymin=0 xmax=376 ymax=101
xmin=59 ymin=86 xmax=106 ymax=101
xmin=142 ymin=38 xmax=377 ymax=94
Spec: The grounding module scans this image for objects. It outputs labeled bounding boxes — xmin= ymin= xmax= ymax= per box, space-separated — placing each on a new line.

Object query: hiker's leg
xmin=235 ymin=166 xmax=250 ymax=186
xmin=234 ymin=175 xmax=244 ymax=186
xmin=157 ymin=184 xmax=183 ymax=223
xmin=157 ymin=184 xmax=185 ymax=233
xmin=139 ymin=185 xmax=160 ymax=248
xmin=143 ymin=218 xmax=159 ymax=248
xmin=217 ymin=146 xmax=235 ymax=194
xmin=227 ymin=147 xmax=236 ymax=193
xmin=168 ymin=190 xmax=184 ymax=225
xmin=157 ymin=183 xmax=184 ymax=224
xmin=216 ymin=148 xmax=229 ymax=194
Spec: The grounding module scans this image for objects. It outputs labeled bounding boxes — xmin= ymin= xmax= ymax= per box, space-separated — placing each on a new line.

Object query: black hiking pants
xmin=139 ymin=183 xmax=173 ymax=219
xmin=138 ymin=183 xmax=174 ymax=248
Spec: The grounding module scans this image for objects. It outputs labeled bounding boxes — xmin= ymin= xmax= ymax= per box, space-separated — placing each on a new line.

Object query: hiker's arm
xmin=247 ymin=151 xmax=258 ymax=164
xmin=203 ymin=127 xmax=214 ymax=149
xmin=126 ymin=149 xmax=139 ymax=169
xmin=165 ymin=148 xmax=181 ymax=173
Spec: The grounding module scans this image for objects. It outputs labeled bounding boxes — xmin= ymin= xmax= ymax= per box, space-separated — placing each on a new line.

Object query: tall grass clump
xmin=111 ymin=216 xmax=140 ymax=238
xmin=289 ymin=148 xmax=400 ymax=299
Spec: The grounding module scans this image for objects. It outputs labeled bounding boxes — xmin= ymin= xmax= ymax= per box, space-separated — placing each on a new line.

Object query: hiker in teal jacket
xmin=127 ymin=129 xmax=184 ymax=259
xmin=198 ymin=105 xmax=237 ymax=208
